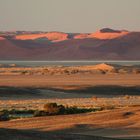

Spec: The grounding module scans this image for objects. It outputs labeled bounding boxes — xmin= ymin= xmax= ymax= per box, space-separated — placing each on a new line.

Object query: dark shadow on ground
xmin=48 ymin=85 xmax=140 ymax=97
xmin=0 ymin=87 xmax=40 ymax=99
xmin=0 ymin=128 xmax=137 ymax=140
xmin=0 ymin=85 xmax=140 ymax=100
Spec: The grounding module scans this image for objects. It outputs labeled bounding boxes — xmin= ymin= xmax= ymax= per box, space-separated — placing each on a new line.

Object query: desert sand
xmin=0 ymin=74 xmax=140 ymax=88
xmin=15 ymin=32 xmax=68 ymax=42
xmin=0 ymin=64 xmax=140 ymax=140
xmin=0 ymin=63 xmax=140 ymax=88
xmin=0 ymin=106 xmax=140 ymax=140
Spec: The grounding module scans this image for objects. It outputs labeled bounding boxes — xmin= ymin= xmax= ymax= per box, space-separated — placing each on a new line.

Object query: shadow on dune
xmin=0 ymin=87 xmax=40 ymax=99
xmin=0 ymin=85 xmax=140 ymax=100
xmin=0 ymin=128 xmax=136 ymax=140
xmin=49 ymin=85 xmax=140 ymax=97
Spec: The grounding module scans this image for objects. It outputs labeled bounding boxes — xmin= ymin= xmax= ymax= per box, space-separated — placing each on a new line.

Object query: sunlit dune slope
xmin=0 ymin=28 xmax=140 ymax=60
xmin=74 ymin=63 xmax=115 ymax=71
xmin=90 ymin=31 xmax=129 ymax=39
xmin=15 ymin=32 xmax=68 ymax=42
xmin=74 ymin=28 xmax=129 ymax=39
xmin=0 ymin=37 xmax=5 ymax=40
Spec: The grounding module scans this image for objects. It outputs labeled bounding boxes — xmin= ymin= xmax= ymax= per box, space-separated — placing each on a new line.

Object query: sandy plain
xmin=0 ymin=64 xmax=140 ymax=140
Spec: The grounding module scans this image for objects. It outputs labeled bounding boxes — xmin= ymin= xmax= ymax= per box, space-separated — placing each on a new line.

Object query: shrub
xmin=124 ymin=95 xmax=131 ymax=100
xmin=34 ymin=110 xmax=47 ymax=117
xmin=58 ymin=105 xmax=65 ymax=114
xmin=0 ymin=111 xmax=9 ymax=121
xmin=118 ymin=69 xmax=128 ymax=74
xmin=101 ymin=105 xmax=115 ymax=110
xmin=64 ymin=106 xmax=93 ymax=114
xmin=92 ymin=96 xmax=98 ymax=101
xmin=21 ymin=70 xmax=28 ymax=75
xmin=132 ymin=68 xmax=140 ymax=74
xmin=43 ymin=103 xmax=65 ymax=115
xmin=9 ymin=109 xmax=34 ymax=114
xmin=34 ymin=103 xmax=101 ymax=117
xmin=100 ymin=70 xmax=106 ymax=74
xmin=63 ymin=69 xmax=70 ymax=74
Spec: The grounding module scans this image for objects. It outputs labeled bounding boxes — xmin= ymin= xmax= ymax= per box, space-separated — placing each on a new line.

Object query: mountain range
xmin=0 ymin=28 xmax=140 ymax=60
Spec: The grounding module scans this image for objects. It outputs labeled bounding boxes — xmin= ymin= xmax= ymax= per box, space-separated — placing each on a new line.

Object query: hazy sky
xmin=0 ymin=0 xmax=140 ymax=32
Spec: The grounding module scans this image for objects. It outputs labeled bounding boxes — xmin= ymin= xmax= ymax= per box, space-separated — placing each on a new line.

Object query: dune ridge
xmin=14 ymin=28 xmax=129 ymax=41
xmin=89 ymin=30 xmax=129 ymax=39
xmin=1 ymin=28 xmax=140 ymax=60
xmin=74 ymin=28 xmax=129 ymax=40
xmin=15 ymin=32 xmax=68 ymax=42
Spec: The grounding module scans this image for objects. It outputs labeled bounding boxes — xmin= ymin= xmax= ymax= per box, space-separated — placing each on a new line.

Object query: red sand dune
xmin=0 ymin=37 xmax=5 ymax=40
xmin=74 ymin=33 xmax=89 ymax=39
xmin=1 ymin=28 xmax=140 ymax=60
xmin=71 ymin=63 xmax=115 ymax=71
xmin=89 ymin=30 xmax=129 ymax=39
xmin=74 ymin=30 xmax=129 ymax=40
xmin=88 ymin=63 xmax=115 ymax=71
xmin=15 ymin=28 xmax=129 ymax=41
xmin=15 ymin=32 xmax=68 ymax=42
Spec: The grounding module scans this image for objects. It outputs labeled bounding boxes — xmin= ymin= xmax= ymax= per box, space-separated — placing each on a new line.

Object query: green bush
xmin=65 ymin=106 xmax=94 ymax=114
xmin=0 ymin=111 xmax=9 ymax=121
xmin=9 ymin=109 xmax=34 ymax=114
xmin=43 ymin=103 xmax=65 ymax=115
xmin=34 ymin=110 xmax=47 ymax=117
xmin=21 ymin=70 xmax=28 ymax=75
xmin=34 ymin=103 xmax=100 ymax=117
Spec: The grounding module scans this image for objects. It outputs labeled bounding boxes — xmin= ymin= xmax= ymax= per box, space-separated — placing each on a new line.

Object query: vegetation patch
xmin=0 ymin=103 xmax=106 ymax=121
xmin=34 ymin=103 xmax=102 ymax=117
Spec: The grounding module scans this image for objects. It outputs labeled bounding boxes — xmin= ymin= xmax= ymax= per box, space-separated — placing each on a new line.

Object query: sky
xmin=0 ymin=0 xmax=140 ymax=33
